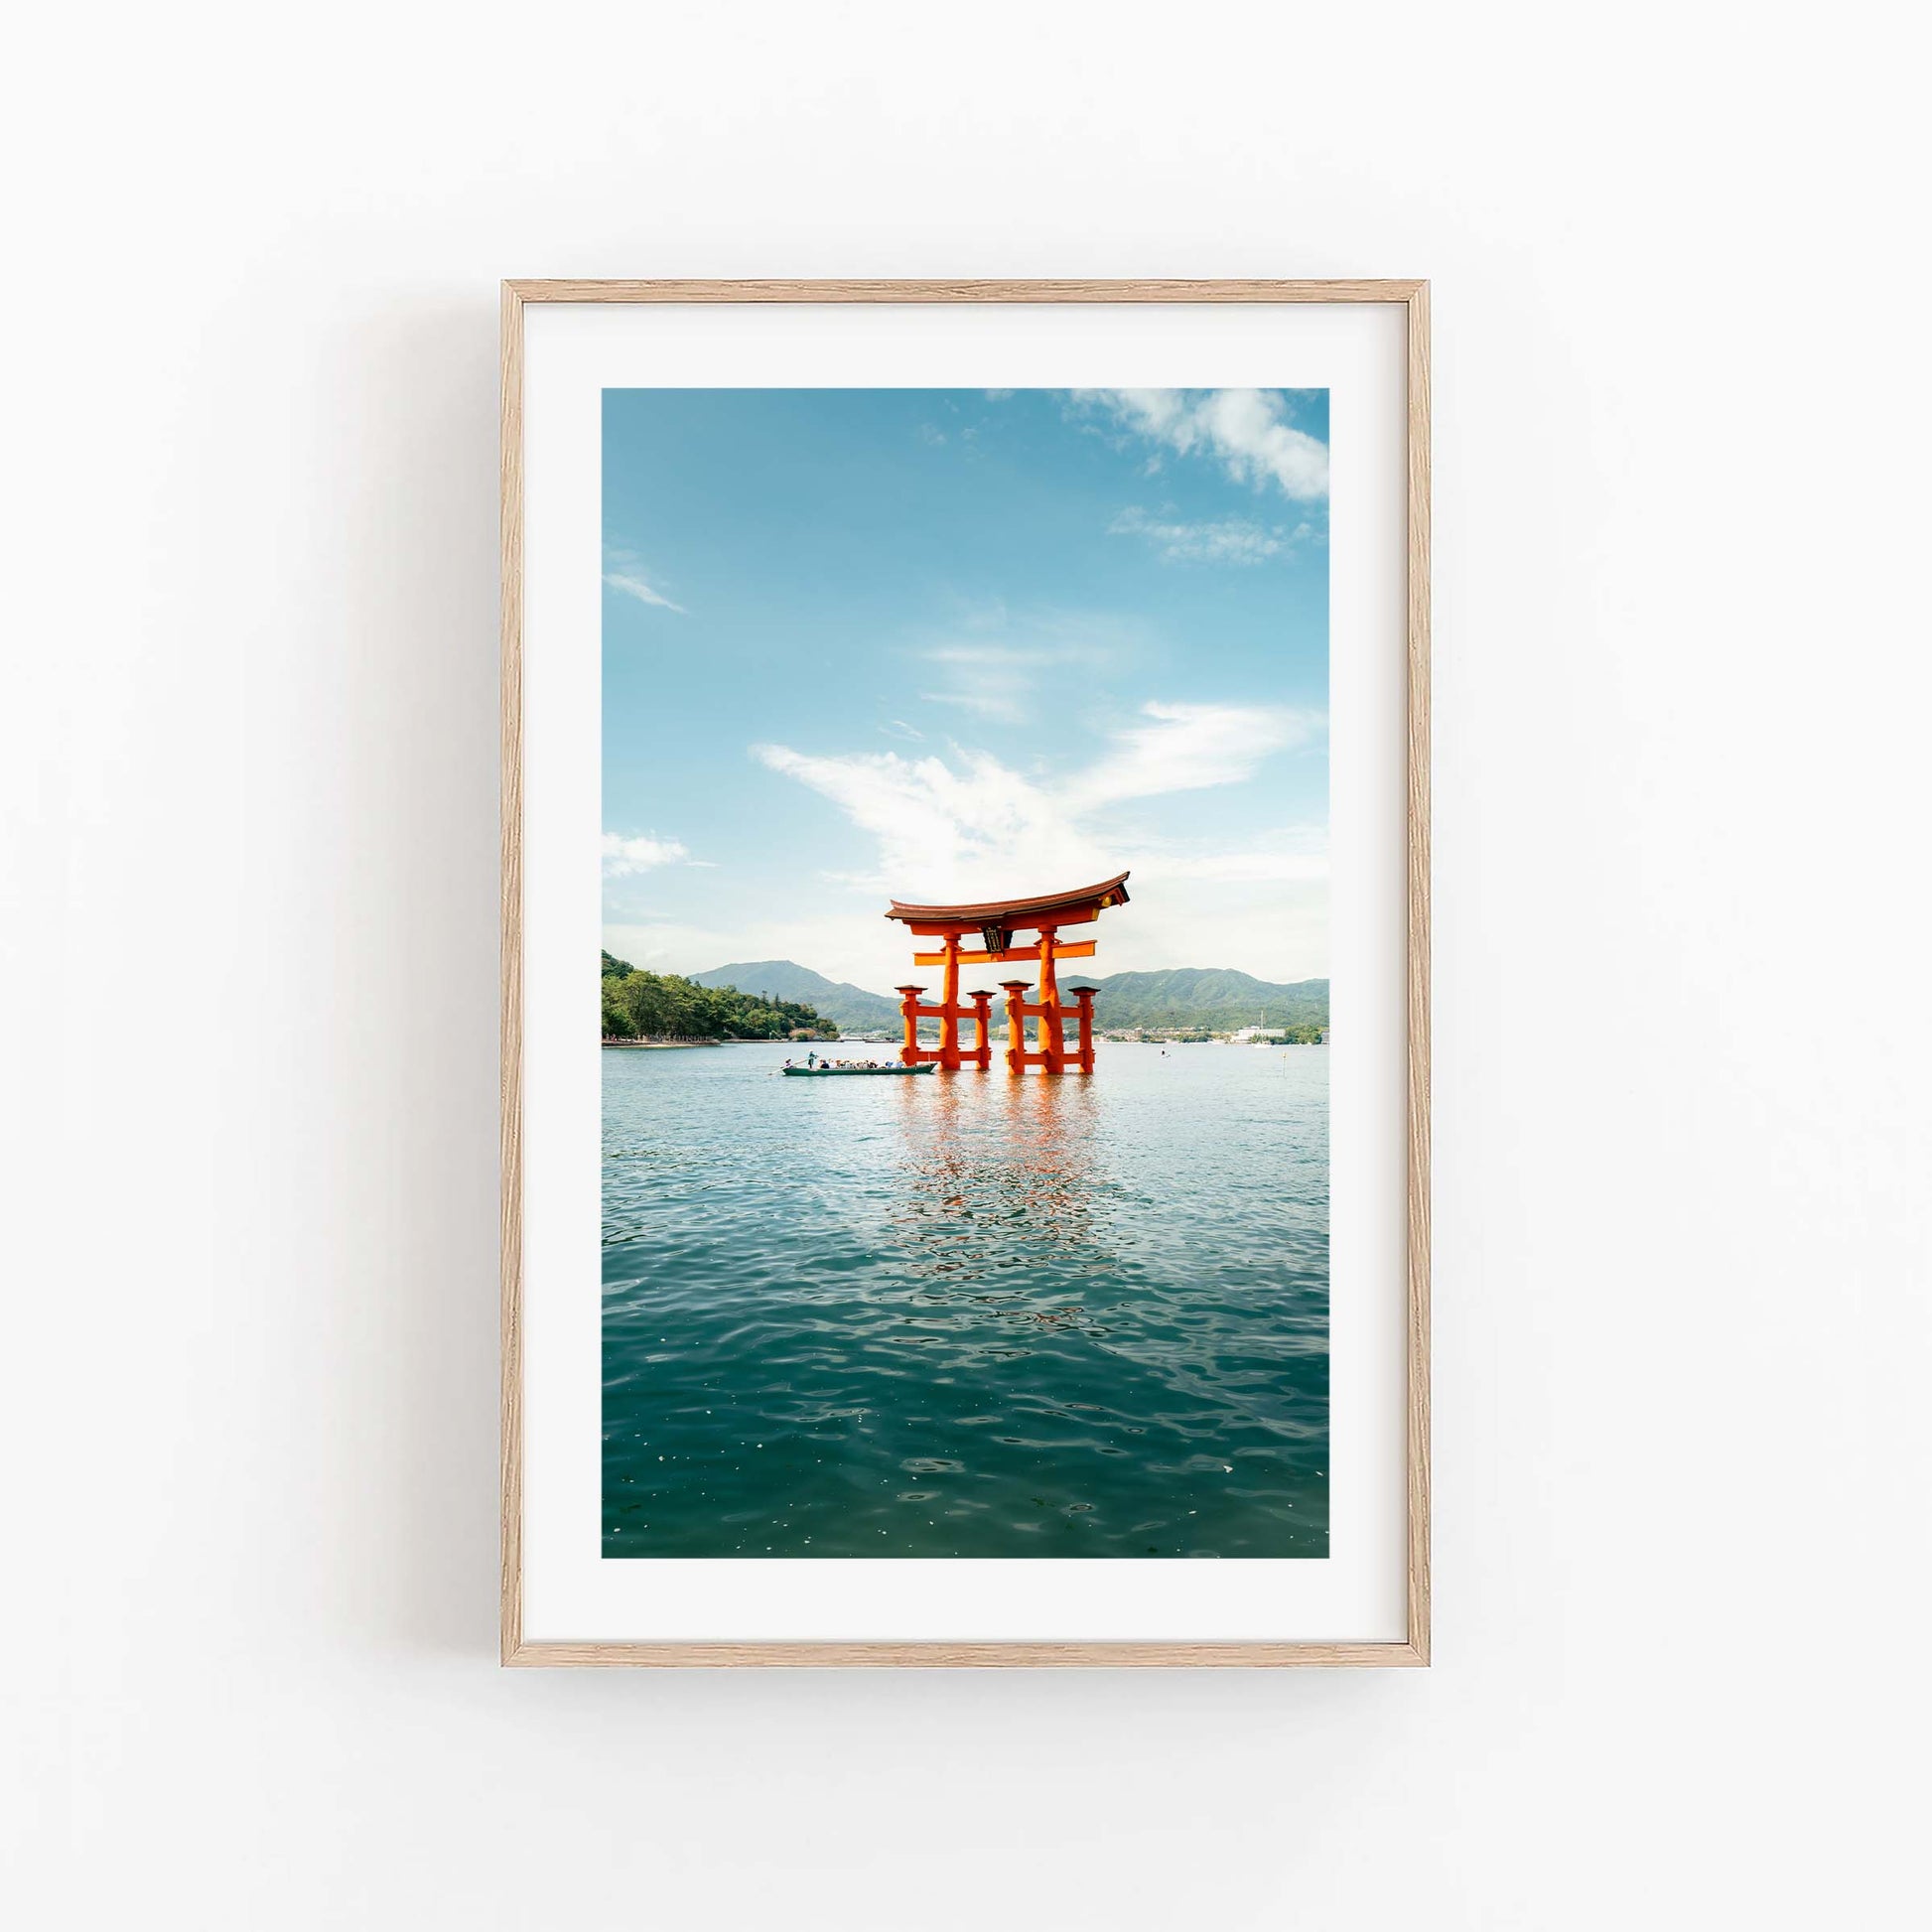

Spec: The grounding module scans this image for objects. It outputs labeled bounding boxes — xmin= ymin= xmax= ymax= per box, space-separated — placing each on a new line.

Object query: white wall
xmin=5 ymin=4 xmax=1927 ymax=1926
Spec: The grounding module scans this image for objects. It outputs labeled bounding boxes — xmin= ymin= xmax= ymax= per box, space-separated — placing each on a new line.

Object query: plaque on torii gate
xmin=884 ymin=872 xmax=1131 ymax=1075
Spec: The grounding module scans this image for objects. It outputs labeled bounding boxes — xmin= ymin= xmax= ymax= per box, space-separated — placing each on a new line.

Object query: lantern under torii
xmin=884 ymin=871 xmax=1132 ymax=1075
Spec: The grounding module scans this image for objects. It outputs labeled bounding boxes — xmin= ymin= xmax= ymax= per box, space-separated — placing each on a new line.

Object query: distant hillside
xmin=601 ymin=951 xmax=837 ymax=1039
xmin=691 ymin=959 xmax=1325 ymax=1036
xmin=691 ymin=960 xmax=902 ymax=1032
xmin=1067 ymin=968 xmax=1329 ymax=1034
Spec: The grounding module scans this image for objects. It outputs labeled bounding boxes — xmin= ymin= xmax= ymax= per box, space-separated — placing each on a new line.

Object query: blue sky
xmin=602 ymin=388 xmax=1328 ymax=992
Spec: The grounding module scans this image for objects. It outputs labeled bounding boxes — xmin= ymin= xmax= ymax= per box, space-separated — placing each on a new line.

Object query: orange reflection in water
xmin=885 ymin=1068 xmax=1114 ymax=1290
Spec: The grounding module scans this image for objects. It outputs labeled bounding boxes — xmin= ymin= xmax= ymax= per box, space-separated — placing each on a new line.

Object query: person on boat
xmin=806 ymin=1050 xmax=817 ymax=1067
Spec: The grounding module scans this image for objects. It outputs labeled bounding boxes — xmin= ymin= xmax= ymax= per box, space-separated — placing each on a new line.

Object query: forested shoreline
xmin=601 ymin=952 xmax=839 ymax=1040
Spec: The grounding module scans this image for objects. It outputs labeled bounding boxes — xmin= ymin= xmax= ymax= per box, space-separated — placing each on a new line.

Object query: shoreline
xmin=601 ymin=1037 xmax=723 ymax=1049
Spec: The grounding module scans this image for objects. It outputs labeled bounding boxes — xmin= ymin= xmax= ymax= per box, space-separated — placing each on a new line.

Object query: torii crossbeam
xmin=884 ymin=872 xmax=1131 ymax=1075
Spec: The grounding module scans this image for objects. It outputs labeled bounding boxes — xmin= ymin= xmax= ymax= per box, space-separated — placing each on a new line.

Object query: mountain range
xmin=692 ymin=960 xmax=1329 ymax=1035
xmin=690 ymin=961 xmax=903 ymax=1030
xmin=1064 ymin=967 xmax=1328 ymax=1033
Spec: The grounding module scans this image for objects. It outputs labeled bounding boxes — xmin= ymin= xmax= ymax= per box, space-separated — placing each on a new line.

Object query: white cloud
xmin=750 ymin=700 xmax=1328 ymax=980
xmin=609 ymin=868 xmax=1324 ymax=990
xmin=917 ymin=644 xmax=1059 ymax=723
xmin=912 ymin=613 xmax=1122 ymax=722
xmin=603 ymin=570 xmax=687 ymax=615
xmin=1063 ymin=702 xmax=1317 ymax=811
xmin=601 ymin=832 xmax=693 ymax=876
xmin=1075 ymin=388 xmax=1329 ymax=500
xmin=752 ymin=742 xmax=1099 ymax=898
xmin=610 ymin=790 xmax=1330 ymax=991
xmin=1135 ymin=825 xmax=1329 ymax=886
xmin=1108 ymin=506 xmax=1288 ymax=564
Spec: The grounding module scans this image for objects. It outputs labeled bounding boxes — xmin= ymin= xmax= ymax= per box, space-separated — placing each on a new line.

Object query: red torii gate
xmin=885 ymin=872 xmax=1132 ymax=1075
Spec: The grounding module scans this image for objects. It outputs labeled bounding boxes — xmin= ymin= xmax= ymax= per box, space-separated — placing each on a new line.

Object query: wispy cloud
xmin=1108 ymin=506 xmax=1291 ymax=565
xmin=1074 ymin=388 xmax=1328 ymax=500
xmin=750 ymin=705 xmax=1327 ymax=981
xmin=602 ymin=832 xmax=696 ymax=876
xmin=602 ymin=542 xmax=687 ymax=614
xmin=919 ymin=644 xmax=1059 ymax=723
xmin=603 ymin=570 xmax=687 ymax=614
xmin=1134 ymin=824 xmax=1329 ymax=886
xmin=912 ymin=609 xmax=1125 ymax=723
xmin=754 ymin=701 xmax=1320 ymax=903
xmin=1063 ymin=702 xmax=1316 ymax=811
xmin=753 ymin=742 xmax=1085 ymax=894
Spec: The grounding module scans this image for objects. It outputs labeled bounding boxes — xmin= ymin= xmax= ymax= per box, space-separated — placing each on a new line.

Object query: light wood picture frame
xmin=501 ymin=280 xmax=1430 ymax=1666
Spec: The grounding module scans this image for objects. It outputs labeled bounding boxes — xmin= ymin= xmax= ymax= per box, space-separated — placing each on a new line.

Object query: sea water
xmin=603 ymin=1040 xmax=1328 ymax=1558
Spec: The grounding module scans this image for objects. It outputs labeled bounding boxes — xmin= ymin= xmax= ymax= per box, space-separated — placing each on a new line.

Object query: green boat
xmin=782 ymin=1061 xmax=935 ymax=1077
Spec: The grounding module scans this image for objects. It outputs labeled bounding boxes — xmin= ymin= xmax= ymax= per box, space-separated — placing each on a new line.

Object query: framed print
xmin=501 ymin=280 xmax=1430 ymax=1665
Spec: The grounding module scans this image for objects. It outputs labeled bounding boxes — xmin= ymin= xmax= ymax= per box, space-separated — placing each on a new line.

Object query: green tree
xmin=599 ymin=954 xmax=838 ymax=1040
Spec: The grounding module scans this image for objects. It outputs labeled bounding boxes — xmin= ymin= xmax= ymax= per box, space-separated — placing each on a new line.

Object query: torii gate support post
xmin=998 ymin=980 xmax=1031 ymax=1075
xmin=1035 ymin=926 xmax=1064 ymax=1074
xmin=895 ymin=984 xmax=926 ymax=1067
xmin=967 ymin=989 xmax=994 ymax=1070
xmin=938 ymin=930 xmax=962 ymax=1071
xmin=900 ymin=953 xmax=991 ymax=1071
xmin=1073 ymin=986 xmax=1096 ymax=1073
xmin=1001 ymin=956 xmax=1078 ymax=1075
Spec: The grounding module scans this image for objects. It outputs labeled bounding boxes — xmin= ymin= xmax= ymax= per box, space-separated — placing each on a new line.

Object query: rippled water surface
xmin=604 ymin=1040 xmax=1327 ymax=1558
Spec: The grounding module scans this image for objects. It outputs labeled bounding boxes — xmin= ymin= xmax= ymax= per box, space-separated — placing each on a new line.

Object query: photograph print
xmin=599 ymin=386 xmax=1330 ymax=1560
